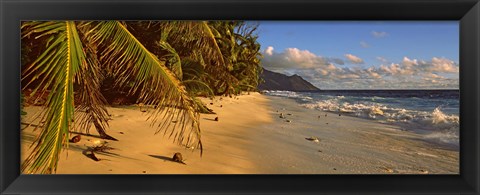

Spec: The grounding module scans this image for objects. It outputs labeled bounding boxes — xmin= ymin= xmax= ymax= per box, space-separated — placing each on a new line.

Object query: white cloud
xmin=376 ymin=56 xmax=388 ymax=63
xmin=423 ymin=72 xmax=444 ymax=79
xmin=429 ymin=57 xmax=458 ymax=73
xmin=261 ymin=47 xmax=458 ymax=89
xmin=261 ymin=47 xmax=345 ymax=71
xmin=372 ymin=31 xmax=388 ymax=38
xmin=344 ymin=54 xmax=364 ymax=64
xmin=377 ymin=57 xmax=458 ymax=76
xmin=379 ymin=63 xmax=414 ymax=75
xmin=360 ymin=41 xmax=370 ymax=48
xmin=365 ymin=67 xmax=382 ymax=79
xmin=402 ymin=57 xmax=418 ymax=67
xmin=283 ymin=48 xmax=317 ymax=67
xmin=264 ymin=46 xmax=274 ymax=56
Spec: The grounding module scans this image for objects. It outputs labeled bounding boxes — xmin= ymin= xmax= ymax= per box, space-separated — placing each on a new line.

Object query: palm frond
xmin=160 ymin=21 xmax=231 ymax=82
xmin=157 ymin=39 xmax=182 ymax=80
xmin=192 ymin=97 xmax=215 ymax=114
xmin=86 ymin=21 xmax=203 ymax=153
xmin=74 ymin=22 xmax=110 ymax=136
xmin=183 ymin=79 xmax=215 ymax=97
xmin=21 ymin=21 xmax=82 ymax=173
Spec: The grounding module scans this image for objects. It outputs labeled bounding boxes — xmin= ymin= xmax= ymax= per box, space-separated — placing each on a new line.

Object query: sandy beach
xmin=21 ymin=92 xmax=459 ymax=174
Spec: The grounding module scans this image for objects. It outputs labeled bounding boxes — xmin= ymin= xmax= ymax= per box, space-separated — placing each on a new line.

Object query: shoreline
xmin=251 ymin=95 xmax=458 ymax=174
xmin=21 ymin=93 xmax=458 ymax=174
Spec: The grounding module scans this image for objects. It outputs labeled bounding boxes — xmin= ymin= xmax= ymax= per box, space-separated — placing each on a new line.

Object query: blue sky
xmin=255 ymin=21 xmax=459 ymax=89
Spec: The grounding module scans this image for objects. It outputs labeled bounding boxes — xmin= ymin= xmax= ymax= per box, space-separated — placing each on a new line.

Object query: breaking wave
xmin=264 ymin=90 xmax=459 ymax=147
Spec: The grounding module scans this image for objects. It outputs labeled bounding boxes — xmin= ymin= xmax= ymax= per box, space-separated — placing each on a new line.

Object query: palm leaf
xmin=160 ymin=21 xmax=232 ymax=82
xmin=86 ymin=21 xmax=203 ymax=153
xmin=74 ymin=22 xmax=110 ymax=136
xmin=21 ymin=21 xmax=82 ymax=174
xmin=157 ymin=39 xmax=182 ymax=80
xmin=183 ymin=79 xmax=215 ymax=97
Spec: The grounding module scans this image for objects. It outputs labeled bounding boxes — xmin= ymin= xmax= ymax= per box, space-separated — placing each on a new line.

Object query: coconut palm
xmin=21 ymin=20 xmax=262 ymax=174
xmin=229 ymin=22 xmax=263 ymax=92
xmin=209 ymin=21 xmax=263 ymax=95
xmin=20 ymin=21 xmax=213 ymax=173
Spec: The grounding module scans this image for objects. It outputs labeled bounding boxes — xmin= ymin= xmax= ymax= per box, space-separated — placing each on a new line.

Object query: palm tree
xmin=21 ymin=21 xmax=262 ymax=174
xmin=209 ymin=21 xmax=263 ymax=95
xmin=227 ymin=22 xmax=263 ymax=93
xmin=20 ymin=21 xmax=215 ymax=173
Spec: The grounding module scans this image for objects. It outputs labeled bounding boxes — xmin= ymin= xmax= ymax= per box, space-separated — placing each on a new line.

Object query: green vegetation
xmin=20 ymin=21 xmax=262 ymax=174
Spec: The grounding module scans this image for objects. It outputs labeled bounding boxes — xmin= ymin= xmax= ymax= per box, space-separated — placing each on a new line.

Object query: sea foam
xmin=264 ymin=90 xmax=459 ymax=147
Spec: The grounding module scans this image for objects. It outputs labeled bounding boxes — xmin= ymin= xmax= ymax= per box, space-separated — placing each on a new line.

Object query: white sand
xmin=21 ymin=93 xmax=458 ymax=174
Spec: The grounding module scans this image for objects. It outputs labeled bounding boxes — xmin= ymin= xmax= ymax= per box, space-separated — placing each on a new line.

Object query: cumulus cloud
xmin=372 ymin=31 xmax=388 ymax=38
xmin=261 ymin=47 xmax=458 ymax=89
xmin=423 ymin=72 xmax=444 ymax=79
xmin=377 ymin=57 xmax=458 ymax=76
xmin=264 ymin=46 xmax=274 ymax=56
xmin=360 ymin=41 xmax=370 ymax=48
xmin=430 ymin=57 xmax=458 ymax=73
xmin=379 ymin=63 xmax=414 ymax=75
xmin=261 ymin=47 xmax=345 ymax=71
xmin=344 ymin=54 xmax=364 ymax=64
xmin=261 ymin=47 xmax=318 ymax=69
xmin=402 ymin=57 xmax=418 ymax=67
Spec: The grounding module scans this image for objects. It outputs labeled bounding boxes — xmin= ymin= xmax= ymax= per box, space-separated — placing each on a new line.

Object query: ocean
xmin=263 ymin=90 xmax=460 ymax=148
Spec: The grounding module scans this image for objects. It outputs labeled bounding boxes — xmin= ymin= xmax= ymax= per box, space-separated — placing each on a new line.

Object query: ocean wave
xmin=263 ymin=90 xmax=313 ymax=102
xmin=303 ymin=99 xmax=459 ymax=145
xmin=264 ymin=90 xmax=459 ymax=146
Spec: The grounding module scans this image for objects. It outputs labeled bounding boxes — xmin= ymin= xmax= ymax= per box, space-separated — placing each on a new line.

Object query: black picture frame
xmin=1 ymin=0 xmax=479 ymax=194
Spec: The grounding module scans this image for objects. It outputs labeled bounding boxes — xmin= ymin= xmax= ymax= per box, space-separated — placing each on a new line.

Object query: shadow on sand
xmin=148 ymin=154 xmax=187 ymax=165
xmin=148 ymin=154 xmax=174 ymax=162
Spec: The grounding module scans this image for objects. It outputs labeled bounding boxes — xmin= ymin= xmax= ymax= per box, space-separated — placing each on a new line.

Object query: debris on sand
xmin=92 ymin=143 xmax=114 ymax=153
xmin=83 ymin=150 xmax=100 ymax=161
xmin=70 ymin=135 xmax=81 ymax=143
xmin=305 ymin=136 xmax=320 ymax=143
xmin=172 ymin=152 xmax=187 ymax=165
xmin=384 ymin=168 xmax=394 ymax=173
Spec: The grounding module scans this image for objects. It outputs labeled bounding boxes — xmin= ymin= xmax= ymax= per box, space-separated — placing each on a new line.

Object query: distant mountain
xmin=258 ymin=68 xmax=320 ymax=91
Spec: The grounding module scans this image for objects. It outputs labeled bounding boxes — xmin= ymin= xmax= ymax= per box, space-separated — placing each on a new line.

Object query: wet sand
xmin=21 ymin=93 xmax=459 ymax=174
